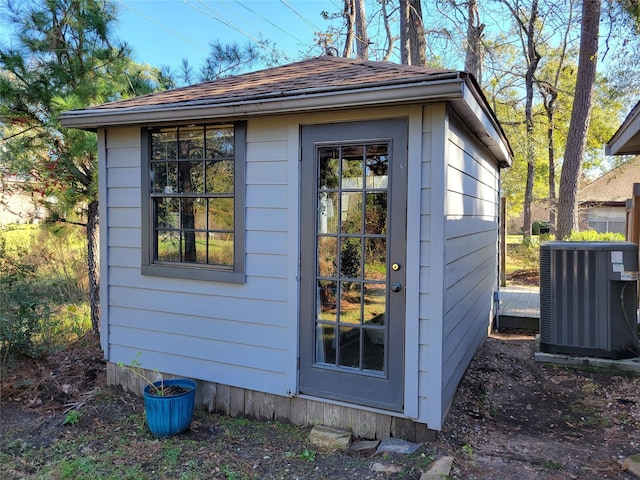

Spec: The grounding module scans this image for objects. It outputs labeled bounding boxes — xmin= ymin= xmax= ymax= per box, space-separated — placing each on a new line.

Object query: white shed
xmin=60 ymin=56 xmax=512 ymax=440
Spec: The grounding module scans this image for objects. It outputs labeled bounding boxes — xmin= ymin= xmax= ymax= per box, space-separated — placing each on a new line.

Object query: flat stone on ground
xmin=309 ymin=425 xmax=352 ymax=451
xmin=420 ymin=455 xmax=455 ymax=479
xmin=622 ymin=454 xmax=640 ymax=478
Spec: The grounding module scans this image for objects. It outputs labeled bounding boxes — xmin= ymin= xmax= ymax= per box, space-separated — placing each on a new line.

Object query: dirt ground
xmin=1 ymin=272 xmax=639 ymax=479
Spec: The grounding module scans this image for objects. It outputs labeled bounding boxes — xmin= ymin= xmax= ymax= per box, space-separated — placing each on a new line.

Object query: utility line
xmin=279 ymin=0 xmax=322 ymax=32
xmin=235 ymin=0 xmax=304 ymax=43
xmin=184 ymin=0 xmax=260 ymax=43
xmin=117 ymin=0 xmax=208 ymax=54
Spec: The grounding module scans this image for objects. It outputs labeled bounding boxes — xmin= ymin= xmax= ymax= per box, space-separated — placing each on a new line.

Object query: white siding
xmin=440 ymin=115 xmax=500 ymax=418
xmin=102 ymin=120 xmax=293 ymax=395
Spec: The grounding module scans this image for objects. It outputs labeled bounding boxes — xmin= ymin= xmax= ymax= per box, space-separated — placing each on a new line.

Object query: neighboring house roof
xmin=606 ymin=100 xmax=640 ymax=155
xmin=578 ymin=156 xmax=640 ymax=205
xmin=59 ymin=55 xmax=512 ymax=166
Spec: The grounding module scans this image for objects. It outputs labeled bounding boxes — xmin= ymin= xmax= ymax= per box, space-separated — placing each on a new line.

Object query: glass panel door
xmin=299 ymin=119 xmax=408 ymax=411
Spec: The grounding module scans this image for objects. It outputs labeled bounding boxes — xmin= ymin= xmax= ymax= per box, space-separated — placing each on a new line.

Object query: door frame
xmin=298 ymin=118 xmax=408 ymax=411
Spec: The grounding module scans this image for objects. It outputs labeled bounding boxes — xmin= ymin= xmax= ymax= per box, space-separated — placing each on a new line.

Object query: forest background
xmin=1 ymin=0 xmax=640 ymax=337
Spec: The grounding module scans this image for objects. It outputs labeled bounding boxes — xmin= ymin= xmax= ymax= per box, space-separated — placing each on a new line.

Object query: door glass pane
xmin=317 ymin=280 xmax=337 ymax=321
xmin=316 ymin=324 xmax=336 ymax=364
xmin=363 ymin=328 xmax=384 ymax=371
xmin=317 ymin=236 xmax=337 ymax=277
xmin=341 ymin=192 xmax=362 ymax=234
xmin=340 ymin=238 xmax=361 ymax=279
xmin=318 ymin=147 xmax=339 ymax=189
xmin=364 ymin=238 xmax=386 ymax=280
xmin=313 ymin=142 xmax=389 ymax=375
xmin=341 ymin=146 xmax=363 ymax=189
xmin=339 ymin=326 xmax=360 ymax=368
xmin=365 ymin=192 xmax=387 ymax=233
xmin=318 ymin=192 xmax=338 ymax=234
xmin=363 ymin=283 xmax=386 ymax=324
xmin=339 ymin=281 xmax=362 ymax=325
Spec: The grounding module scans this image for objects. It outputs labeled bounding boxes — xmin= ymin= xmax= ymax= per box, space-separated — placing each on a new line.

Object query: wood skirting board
xmin=107 ymin=363 xmax=436 ymax=443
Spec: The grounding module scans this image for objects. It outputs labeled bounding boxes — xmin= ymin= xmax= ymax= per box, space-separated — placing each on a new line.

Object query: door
xmin=299 ymin=119 xmax=407 ymax=411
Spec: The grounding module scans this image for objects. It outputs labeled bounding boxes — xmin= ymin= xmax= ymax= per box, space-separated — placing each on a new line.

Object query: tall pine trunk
xmin=86 ymin=200 xmax=100 ymax=334
xmin=557 ymin=0 xmax=601 ymax=239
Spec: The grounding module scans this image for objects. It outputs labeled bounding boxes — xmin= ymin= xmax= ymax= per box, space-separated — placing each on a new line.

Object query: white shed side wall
xmin=441 ymin=114 xmax=500 ymax=417
xmin=103 ymin=122 xmax=291 ymax=395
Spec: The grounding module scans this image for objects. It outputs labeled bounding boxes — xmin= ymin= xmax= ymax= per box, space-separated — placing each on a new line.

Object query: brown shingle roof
xmin=578 ymin=156 xmax=640 ymax=204
xmin=88 ymin=55 xmax=456 ymax=111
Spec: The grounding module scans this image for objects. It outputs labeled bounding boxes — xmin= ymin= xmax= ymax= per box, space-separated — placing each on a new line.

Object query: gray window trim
xmin=141 ymin=121 xmax=246 ymax=283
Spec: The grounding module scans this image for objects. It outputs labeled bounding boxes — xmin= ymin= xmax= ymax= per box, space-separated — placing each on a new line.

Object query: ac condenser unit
xmin=539 ymin=241 xmax=639 ymax=359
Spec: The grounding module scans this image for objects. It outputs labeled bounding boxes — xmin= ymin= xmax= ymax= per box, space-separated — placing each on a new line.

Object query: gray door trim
xmin=299 ymin=118 xmax=408 ymax=411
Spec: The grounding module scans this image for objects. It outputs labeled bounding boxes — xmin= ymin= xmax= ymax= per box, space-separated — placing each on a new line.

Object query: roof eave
xmin=60 ymin=75 xmax=512 ymax=167
xmin=606 ymin=101 xmax=640 ymax=155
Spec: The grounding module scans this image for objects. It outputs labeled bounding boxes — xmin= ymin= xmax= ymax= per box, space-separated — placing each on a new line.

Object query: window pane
xmin=318 ymin=147 xmax=339 ymax=189
xmin=205 ymin=160 xmax=234 ymax=193
xmin=192 ymin=198 xmax=207 ymax=229
xmin=178 ymin=161 xmax=204 ymax=193
xmin=157 ymin=230 xmax=180 ymax=261
xmin=208 ymin=198 xmax=234 ymax=231
xmin=156 ymin=198 xmax=179 ymax=229
xmin=206 ymin=126 xmax=234 ymax=158
xmin=179 ymin=126 xmax=204 ymax=159
xmin=151 ymin=130 xmax=177 ymax=161
xmin=208 ymin=233 xmax=233 ymax=266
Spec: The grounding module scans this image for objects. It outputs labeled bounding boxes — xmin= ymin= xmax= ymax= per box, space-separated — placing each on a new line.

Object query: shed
xmin=60 ymin=56 xmax=512 ymax=439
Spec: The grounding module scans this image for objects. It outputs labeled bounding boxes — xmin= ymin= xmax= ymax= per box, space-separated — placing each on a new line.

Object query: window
xmin=141 ymin=122 xmax=246 ymax=282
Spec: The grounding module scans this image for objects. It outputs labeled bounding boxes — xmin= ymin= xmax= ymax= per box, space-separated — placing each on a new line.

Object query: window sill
xmin=141 ymin=264 xmax=246 ymax=283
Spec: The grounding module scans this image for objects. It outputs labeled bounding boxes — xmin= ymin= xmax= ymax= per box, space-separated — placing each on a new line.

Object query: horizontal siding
xmin=102 ymin=119 xmax=295 ymax=397
xmin=109 ymin=285 xmax=288 ymax=326
xmin=439 ymin=114 xmax=500 ymax=422
xmin=109 ymin=343 xmax=286 ymax=394
xmin=109 ymin=306 xmax=288 ymax=350
xmin=109 ymin=266 xmax=288 ymax=302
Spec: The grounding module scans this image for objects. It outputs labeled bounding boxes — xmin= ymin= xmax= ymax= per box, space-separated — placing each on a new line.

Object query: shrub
xmin=567 ymin=230 xmax=626 ymax=242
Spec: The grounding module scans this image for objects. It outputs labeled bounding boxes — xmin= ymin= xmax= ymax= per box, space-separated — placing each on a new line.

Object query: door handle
xmin=390 ymin=283 xmax=402 ymax=293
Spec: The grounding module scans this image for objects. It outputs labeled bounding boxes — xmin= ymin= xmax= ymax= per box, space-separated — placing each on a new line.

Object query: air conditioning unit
xmin=539 ymin=241 xmax=639 ymax=359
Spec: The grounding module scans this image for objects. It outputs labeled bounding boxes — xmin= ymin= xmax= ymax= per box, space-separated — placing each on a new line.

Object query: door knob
xmin=390 ymin=283 xmax=402 ymax=292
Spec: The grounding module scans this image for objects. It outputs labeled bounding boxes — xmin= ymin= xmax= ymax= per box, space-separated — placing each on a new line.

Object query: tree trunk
xmin=355 ymin=0 xmax=369 ymax=59
xmin=522 ymin=0 xmax=540 ymax=243
xmin=408 ymin=0 xmax=426 ymax=66
xmin=343 ymin=0 xmax=355 ymax=58
xmin=546 ymin=95 xmax=557 ymax=234
xmin=400 ymin=0 xmax=411 ymax=64
xmin=464 ymin=0 xmax=484 ymax=83
xmin=557 ymin=0 xmax=601 ymax=239
xmin=86 ymin=199 xmax=100 ymax=334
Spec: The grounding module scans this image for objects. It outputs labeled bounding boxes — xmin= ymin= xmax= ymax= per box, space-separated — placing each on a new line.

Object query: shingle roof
xmin=90 ymin=55 xmax=456 ymax=111
xmin=578 ymin=156 xmax=640 ymax=204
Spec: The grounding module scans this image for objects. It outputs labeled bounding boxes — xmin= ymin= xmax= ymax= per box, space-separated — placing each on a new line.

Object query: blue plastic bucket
xmin=143 ymin=378 xmax=196 ymax=437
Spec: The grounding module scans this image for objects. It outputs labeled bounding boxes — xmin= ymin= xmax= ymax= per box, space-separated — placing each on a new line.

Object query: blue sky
xmin=115 ymin=0 xmax=337 ymax=71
